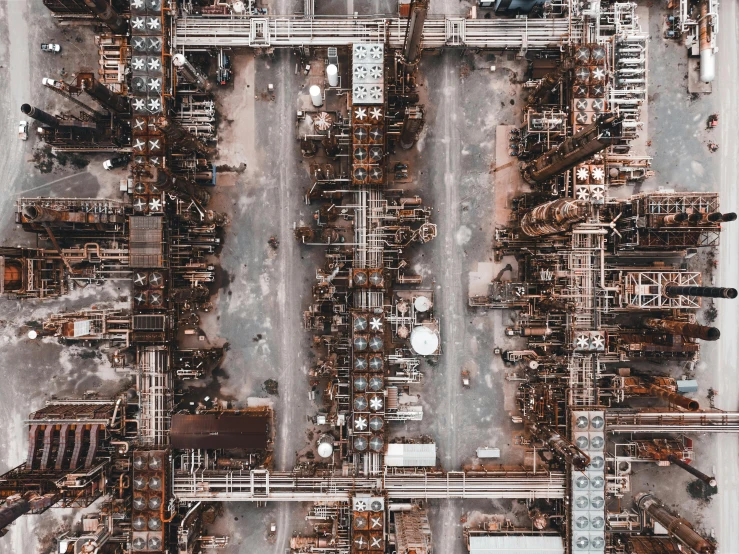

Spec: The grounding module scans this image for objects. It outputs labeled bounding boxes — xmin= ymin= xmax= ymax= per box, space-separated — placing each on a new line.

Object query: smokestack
xmin=647 ymin=384 xmax=700 ymax=411
xmin=662 ymin=212 xmax=688 ymax=225
xmin=0 ymin=497 xmax=31 ymax=531
xmin=528 ymin=422 xmax=590 ymax=471
xmin=636 ymin=493 xmax=715 ymax=554
xmin=664 ymin=286 xmax=738 ymax=299
xmin=667 ymin=455 xmax=717 ymax=488
xmin=22 ymin=206 xmax=64 ymax=223
xmin=688 ymin=212 xmax=703 ymax=224
xmin=154 ymin=117 xmax=214 ymax=155
xmin=82 ymin=0 xmax=127 ymax=34
xmin=173 ymin=54 xmax=213 ymax=93
xmin=644 ymin=318 xmax=720 ymax=341
xmin=721 ymin=212 xmax=737 ymax=222
xmin=403 ymin=0 xmax=428 ymax=66
xmin=21 ymin=104 xmax=59 ymax=128
xmin=84 ymin=80 xmax=129 ymax=113
xmin=706 ymin=212 xmax=723 ymax=222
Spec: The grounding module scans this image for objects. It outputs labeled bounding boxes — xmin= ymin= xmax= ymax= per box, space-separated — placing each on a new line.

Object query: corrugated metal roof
xmin=469 ymin=535 xmax=564 ymax=554
xmin=129 ymin=215 xmax=164 ymax=268
xmin=385 ymin=443 xmax=436 ymax=467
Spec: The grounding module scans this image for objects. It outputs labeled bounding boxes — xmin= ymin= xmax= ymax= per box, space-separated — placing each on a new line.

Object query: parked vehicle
xmin=394 ymin=162 xmax=408 ymax=171
xmin=103 ymin=156 xmax=129 ymax=170
xmin=41 ymin=43 xmax=61 ymax=53
xmin=707 ymin=114 xmax=718 ymax=129
xmin=18 ymin=121 xmax=28 ymax=141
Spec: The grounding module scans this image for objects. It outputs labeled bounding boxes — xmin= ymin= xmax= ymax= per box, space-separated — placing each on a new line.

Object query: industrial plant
xmin=0 ymin=0 xmax=735 ymax=553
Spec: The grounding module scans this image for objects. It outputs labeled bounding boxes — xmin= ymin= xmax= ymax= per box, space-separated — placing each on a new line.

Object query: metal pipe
xmin=667 ymin=455 xmax=717 ymax=487
xmin=664 ymin=285 xmax=737 ymax=299
xmin=21 ymin=104 xmax=59 ymax=128
xmin=636 ymin=493 xmax=715 ymax=553
xmin=155 ymin=116 xmax=214 ymax=155
xmin=644 ymin=318 xmax=720 ymax=341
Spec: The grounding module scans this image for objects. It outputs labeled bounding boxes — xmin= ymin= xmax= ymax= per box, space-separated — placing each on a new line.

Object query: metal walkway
xmin=174 ymin=15 xmax=578 ymax=49
xmin=606 ymin=411 xmax=739 ymax=433
xmin=172 ymin=469 xmax=565 ymax=501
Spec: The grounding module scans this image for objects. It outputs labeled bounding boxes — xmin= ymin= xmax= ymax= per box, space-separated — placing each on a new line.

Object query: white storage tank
xmin=309 ymin=85 xmax=323 ymax=107
xmin=326 ymin=64 xmax=339 ymax=87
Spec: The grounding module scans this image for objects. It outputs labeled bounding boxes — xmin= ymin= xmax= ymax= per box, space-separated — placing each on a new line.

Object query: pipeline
xmin=83 ymin=0 xmax=128 ymax=34
xmin=664 ymin=286 xmax=737 ymax=299
xmin=666 ymin=455 xmax=717 ymax=488
xmin=644 ymin=318 xmax=720 ymax=341
xmin=636 ymin=493 xmax=715 ymax=553
xmin=21 ymin=104 xmax=59 ymax=128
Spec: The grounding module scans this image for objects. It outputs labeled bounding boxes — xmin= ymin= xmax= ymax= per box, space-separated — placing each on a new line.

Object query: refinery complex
xmin=0 ymin=0 xmax=736 ymax=553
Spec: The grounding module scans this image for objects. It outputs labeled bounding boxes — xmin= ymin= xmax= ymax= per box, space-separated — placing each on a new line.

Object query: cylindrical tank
xmin=309 ymin=85 xmax=323 ymax=108
xmin=522 ymin=327 xmax=552 ymax=337
xmin=21 ymin=104 xmax=59 ymax=128
xmin=173 ymin=54 xmax=213 ymax=93
xmin=326 ymin=64 xmax=339 ymax=87
xmin=636 ymin=493 xmax=715 ymax=553
xmin=644 ymin=318 xmax=720 ymax=341
xmin=698 ymin=0 xmax=716 ymax=83
xmin=664 ymin=286 xmax=738 ymax=299
xmin=317 ymin=434 xmax=334 ymax=458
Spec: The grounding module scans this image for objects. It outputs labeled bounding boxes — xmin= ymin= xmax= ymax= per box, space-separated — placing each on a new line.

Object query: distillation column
xmin=521 ymin=114 xmax=622 ymax=184
xmin=83 ymin=79 xmax=130 ymax=114
xmin=644 ymin=318 xmax=721 ymax=341
xmin=21 ymin=104 xmax=60 ymax=128
xmin=636 ymin=493 xmax=715 ymax=554
xmin=82 ymin=0 xmax=128 ymax=34
xmin=173 ymin=54 xmax=213 ymax=93
xmin=664 ymin=286 xmax=737 ymax=299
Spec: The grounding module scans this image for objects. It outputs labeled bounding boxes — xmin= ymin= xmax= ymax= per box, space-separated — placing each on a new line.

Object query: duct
xmin=521 ymin=114 xmax=622 ymax=183
xmin=520 ymin=198 xmax=586 ymax=237
xmin=644 ymin=318 xmax=720 ymax=341
xmin=528 ymin=422 xmax=590 ymax=471
xmin=21 ymin=104 xmax=59 ymax=128
xmin=664 ymin=286 xmax=737 ymax=299
xmin=666 ymin=455 xmax=717 ymax=488
xmin=82 ymin=0 xmax=127 ymax=34
xmin=636 ymin=493 xmax=715 ymax=554
xmin=403 ymin=0 xmax=428 ymax=66
xmin=647 ymin=384 xmax=700 ymax=411
xmin=173 ymin=53 xmax=213 ymax=93
xmin=83 ymin=80 xmax=129 ymax=114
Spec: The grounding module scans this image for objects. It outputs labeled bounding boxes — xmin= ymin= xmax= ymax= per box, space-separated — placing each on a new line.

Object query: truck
xmin=40 ymin=43 xmax=61 ymax=53
xmin=103 ymin=155 xmax=129 ymax=170
xmin=18 ymin=121 xmax=28 ymax=141
xmin=461 ymin=370 xmax=471 ymax=387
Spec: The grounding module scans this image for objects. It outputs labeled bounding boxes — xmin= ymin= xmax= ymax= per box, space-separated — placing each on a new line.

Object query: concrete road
xmin=711 ymin=1 xmax=739 ymax=551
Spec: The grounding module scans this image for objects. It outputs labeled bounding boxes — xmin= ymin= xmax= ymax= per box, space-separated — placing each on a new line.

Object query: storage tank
xmin=326 ymin=64 xmax=339 ymax=87
xmin=309 ymin=85 xmax=323 ymax=107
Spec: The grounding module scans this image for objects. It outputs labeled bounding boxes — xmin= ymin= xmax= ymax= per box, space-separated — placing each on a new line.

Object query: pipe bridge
xmin=174 ymin=15 xmax=578 ymax=49
xmin=606 ymin=411 xmax=739 ymax=433
xmin=172 ymin=469 xmax=565 ymax=501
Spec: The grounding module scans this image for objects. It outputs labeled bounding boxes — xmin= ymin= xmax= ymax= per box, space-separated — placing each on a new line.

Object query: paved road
xmin=713 ymin=1 xmax=739 ymax=551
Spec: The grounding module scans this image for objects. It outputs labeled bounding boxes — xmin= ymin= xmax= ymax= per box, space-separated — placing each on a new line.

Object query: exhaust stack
xmin=21 ymin=104 xmax=59 ymax=128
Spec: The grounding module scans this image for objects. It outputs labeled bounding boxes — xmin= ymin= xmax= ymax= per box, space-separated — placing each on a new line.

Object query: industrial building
xmin=0 ymin=0 xmax=734 ymax=553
